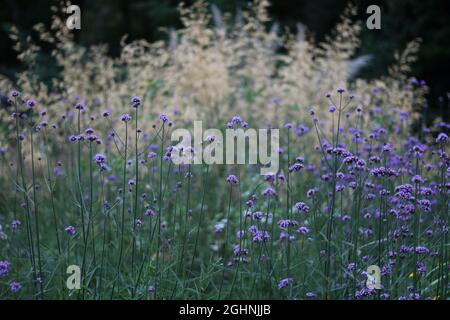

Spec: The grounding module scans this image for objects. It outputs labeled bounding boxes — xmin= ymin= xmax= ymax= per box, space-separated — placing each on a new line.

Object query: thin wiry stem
xmin=111 ymin=120 xmax=128 ymax=299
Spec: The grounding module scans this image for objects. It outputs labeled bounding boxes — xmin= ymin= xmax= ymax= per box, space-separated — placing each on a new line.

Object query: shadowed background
xmin=0 ymin=0 xmax=449 ymax=121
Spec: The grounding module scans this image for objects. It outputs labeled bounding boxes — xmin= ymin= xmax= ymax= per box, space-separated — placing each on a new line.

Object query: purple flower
xmin=0 ymin=260 xmax=11 ymax=277
xmin=10 ymin=281 xmax=22 ymax=293
xmin=252 ymin=211 xmax=263 ymax=220
xmin=307 ymin=188 xmax=318 ymax=198
xmin=226 ymin=175 xmax=239 ymax=184
xmin=417 ymin=262 xmax=426 ymax=275
xmin=418 ymin=199 xmax=431 ymax=212
xmin=121 ymin=113 xmax=132 ymax=122
xmin=436 ymin=132 xmax=448 ymax=144
xmin=147 ymin=151 xmax=157 ymax=159
xmin=214 ymin=220 xmax=226 ymax=234
xmin=26 ymin=99 xmax=36 ymax=108
xmin=295 ymin=202 xmax=310 ymax=213
xmin=289 ymin=162 xmax=304 ymax=173
xmin=297 ymin=226 xmax=310 ymax=235
xmin=74 ymin=103 xmax=85 ymax=111
xmin=135 ymin=219 xmax=143 ymax=227
xmin=147 ymin=285 xmax=156 ymax=292
xmin=305 ymin=292 xmax=317 ymax=298
xmin=295 ymin=124 xmax=310 ymax=136
xmin=262 ymin=187 xmax=276 ymax=197
xmin=414 ymin=246 xmax=430 ymax=255
xmin=231 ymin=116 xmax=242 ymax=124
xmin=159 ymin=114 xmax=169 ymax=122
xmin=278 ymin=219 xmax=298 ymax=229
xmin=264 ymin=173 xmax=276 ymax=182
xmin=93 ymin=153 xmax=106 ymax=164
xmin=411 ymin=175 xmax=424 ymax=184
xmin=65 ymin=226 xmax=76 ymax=236
xmin=131 ymin=96 xmax=141 ymax=108
xmin=145 ymin=208 xmax=155 ymax=217
xmin=370 ymin=167 xmax=398 ymax=178
xmin=11 ymin=90 xmax=20 ymax=98
xmin=328 ymin=105 xmax=337 ymax=113
xmin=278 ymin=277 xmax=294 ymax=289
xmin=11 ymin=219 xmax=21 ymax=231
xmin=412 ymin=144 xmax=425 ymax=156
xmin=251 ymin=229 xmax=270 ymax=243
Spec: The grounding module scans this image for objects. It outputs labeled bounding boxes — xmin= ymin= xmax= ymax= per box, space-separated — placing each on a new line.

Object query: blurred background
xmin=0 ymin=0 xmax=449 ymax=120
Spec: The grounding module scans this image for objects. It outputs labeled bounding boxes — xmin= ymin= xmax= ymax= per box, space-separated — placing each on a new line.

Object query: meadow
xmin=0 ymin=0 xmax=448 ymax=300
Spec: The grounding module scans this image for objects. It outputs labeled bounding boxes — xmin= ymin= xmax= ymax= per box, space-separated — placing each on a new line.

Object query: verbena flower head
xmin=295 ymin=202 xmax=310 ymax=213
xmin=231 ymin=116 xmax=242 ymax=124
xmin=159 ymin=114 xmax=169 ymax=122
xmin=226 ymin=175 xmax=239 ymax=184
xmin=74 ymin=103 xmax=86 ymax=111
xmin=121 ymin=113 xmax=132 ymax=122
xmin=307 ymin=188 xmax=318 ymax=198
xmin=135 ymin=219 xmax=143 ymax=227
xmin=94 ymin=153 xmax=106 ymax=164
xmin=436 ymin=132 xmax=448 ymax=144
xmin=0 ymin=260 xmax=11 ymax=277
xmin=11 ymin=219 xmax=21 ymax=231
xmin=306 ymin=292 xmax=318 ymax=298
xmin=262 ymin=187 xmax=276 ymax=197
xmin=297 ymin=226 xmax=310 ymax=235
xmin=65 ymin=226 xmax=76 ymax=236
xmin=412 ymin=175 xmax=424 ymax=184
xmin=131 ymin=95 xmax=141 ymax=108
xmin=10 ymin=90 xmax=20 ymax=98
xmin=10 ymin=281 xmax=22 ymax=293
xmin=26 ymin=99 xmax=36 ymax=108
xmin=145 ymin=208 xmax=155 ymax=217
xmin=277 ymin=219 xmax=293 ymax=229
xmin=147 ymin=151 xmax=157 ymax=159
xmin=278 ymin=277 xmax=294 ymax=289
xmin=289 ymin=162 xmax=304 ymax=173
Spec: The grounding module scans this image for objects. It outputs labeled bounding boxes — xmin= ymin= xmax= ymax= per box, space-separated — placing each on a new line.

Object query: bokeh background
xmin=1 ymin=0 xmax=449 ymax=121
